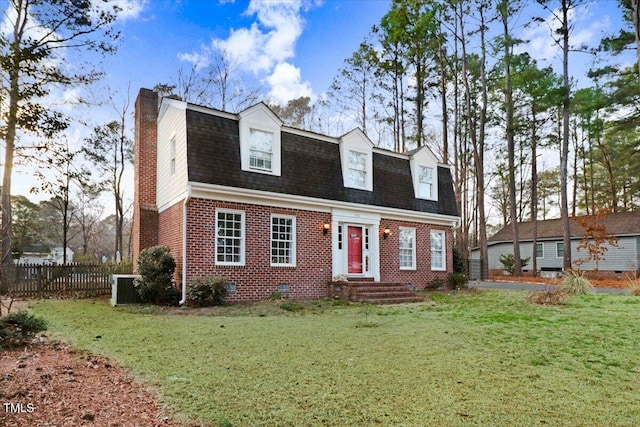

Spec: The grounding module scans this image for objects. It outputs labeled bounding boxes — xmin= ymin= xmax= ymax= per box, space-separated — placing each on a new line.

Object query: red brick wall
xmin=158 ymin=202 xmax=184 ymax=285
xmin=132 ymin=89 xmax=159 ymax=268
xmin=184 ymin=198 xmax=333 ymax=302
xmin=379 ymin=220 xmax=453 ymax=289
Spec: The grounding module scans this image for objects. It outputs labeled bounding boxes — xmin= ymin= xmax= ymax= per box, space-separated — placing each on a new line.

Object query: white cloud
xmin=518 ymin=3 xmax=608 ymax=65
xmin=177 ymin=51 xmax=211 ymax=70
xmin=266 ymin=62 xmax=313 ymax=104
xmin=103 ymin=0 xmax=147 ymax=21
xmin=179 ymin=0 xmax=319 ymax=105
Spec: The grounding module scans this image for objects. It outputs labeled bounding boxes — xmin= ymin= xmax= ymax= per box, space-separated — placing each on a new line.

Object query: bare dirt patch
xmin=0 ymin=341 xmax=186 ymax=427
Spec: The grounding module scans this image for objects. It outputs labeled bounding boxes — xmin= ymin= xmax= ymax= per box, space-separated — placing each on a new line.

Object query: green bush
xmin=446 ymin=272 xmax=468 ymax=290
xmin=0 ymin=311 xmax=47 ymax=349
xmin=559 ymin=270 xmax=594 ymax=295
xmin=425 ymin=277 xmax=445 ymax=290
xmin=499 ymin=253 xmax=531 ymax=275
xmin=134 ymin=246 xmax=177 ymax=305
xmin=187 ymin=276 xmax=229 ymax=307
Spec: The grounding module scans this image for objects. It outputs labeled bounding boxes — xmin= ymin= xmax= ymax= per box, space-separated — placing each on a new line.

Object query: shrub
xmin=452 ymin=247 xmax=466 ymax=274
xmin=135 ymin=246 xmax=177 ymax=305
xmin=446 ymin=272 xmax=468 ymax=290
xmin=499 ymin=254 xmax=531 ymax=275
xmin=187 ymin=276 xmax=228 ymax=307
xmin=559 ymin=270 xmax=594 ymax=295
xmin=527 ymin=289 xmax=569 ymax=305
xmin=626 ymin=275 xmax=640 ymax=296
xmin=0 ymin=311 xmax=47 ymax=349
xmin=269 ymin=291 xmax=283 ymax=300
xmin=425 ymin=277 xmax=444 ymax=290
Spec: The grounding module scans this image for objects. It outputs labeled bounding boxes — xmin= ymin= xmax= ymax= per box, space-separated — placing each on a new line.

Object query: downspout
xmin=179 ymin=184 xmax=192 ymax=305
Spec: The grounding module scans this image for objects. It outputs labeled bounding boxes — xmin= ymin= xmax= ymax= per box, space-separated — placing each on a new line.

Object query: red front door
xmin=347 ymin=226 xmax=363 ymax=274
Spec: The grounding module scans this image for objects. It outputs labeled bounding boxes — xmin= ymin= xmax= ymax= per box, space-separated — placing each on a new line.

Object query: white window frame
xmin=556 ymin=242 xmax=564 ymax=258
xmin=348 ymin=150 xmax=368 ymax=189
xmin=239 ymin=105 xmax=282 ymax=176
xmin=215 ymin=209 xmax=245 ymax=266
xmin=418 ymin=166 xmax=434 ymax=199
xmin=271 ymin=214 xmax=296 ymax=267
xmin=399 ymin=227 xmax=416 ymax=270
xmin=430 ymin=230 xmax=446 ymax=271
xmin=536 ymin=242 xmax=544 ymax=258
xmin=248 ymin=128 xmax=274 ymax=172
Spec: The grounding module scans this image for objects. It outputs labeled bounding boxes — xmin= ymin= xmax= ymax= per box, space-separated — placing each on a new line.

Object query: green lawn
xmin=31 ymin=291 xmax=640 ymax=426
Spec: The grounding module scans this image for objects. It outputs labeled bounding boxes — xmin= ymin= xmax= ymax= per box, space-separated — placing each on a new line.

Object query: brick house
xmin=133 ymin=88 xmax=460 ymax=303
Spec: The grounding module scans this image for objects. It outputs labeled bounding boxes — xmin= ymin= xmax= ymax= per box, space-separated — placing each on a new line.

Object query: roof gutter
xmin=179 ymin=185 xmax=192 ymax=305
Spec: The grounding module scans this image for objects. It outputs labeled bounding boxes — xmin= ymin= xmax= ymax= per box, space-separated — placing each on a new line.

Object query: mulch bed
xmin=0 ymin=340 xmax=187 ymax=427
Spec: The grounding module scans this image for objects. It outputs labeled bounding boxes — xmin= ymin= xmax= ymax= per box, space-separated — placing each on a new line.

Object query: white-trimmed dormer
xmin=409 ymin=145 xmax=439 ymax=201
xmin=339 ymin=129 xmax=374 ymax=191
xmin=239 ymin=103 xmax=283 ymax=176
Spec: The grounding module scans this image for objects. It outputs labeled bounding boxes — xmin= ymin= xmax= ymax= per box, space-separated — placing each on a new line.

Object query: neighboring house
xmin=15 ymin=245 xmax=74 ymax=265
xmin=132 ymin=88 xmax=460 ymax=302
xmin=471 ymin=212 xmax=640 ymax=277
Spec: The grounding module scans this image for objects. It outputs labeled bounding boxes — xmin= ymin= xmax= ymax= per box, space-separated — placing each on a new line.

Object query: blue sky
xmin=2 ymin=0 xmax=633 ymax=210
xmin=101 ymin=0 xmax=392 ymax=104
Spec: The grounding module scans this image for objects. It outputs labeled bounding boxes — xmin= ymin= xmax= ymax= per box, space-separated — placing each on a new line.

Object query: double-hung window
xmin=399 ymin=227 xmax=416 ymax=270
xmin=418 ymin=166 xmax=434 ymax=199
xmin=348 ymin=150 xmax=367 ymax=189
xmin=430 ymin=230 xmax=446 ymax=271
xmin=536 ymin=242 xmax=544 ymax=258
xmin=271 ymin=215 xmax=296 ymax=266
xmin=215 ymin=209 xmax=245 ymax=265
xmin=556 ymin=242 xmax=564 ymax=258
xmin=249 ymin=129 xmax=274 ymax=172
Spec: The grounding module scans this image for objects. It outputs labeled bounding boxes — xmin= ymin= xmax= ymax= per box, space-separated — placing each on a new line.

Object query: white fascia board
xmin=189 ymin=182 xmax=460 ymax=227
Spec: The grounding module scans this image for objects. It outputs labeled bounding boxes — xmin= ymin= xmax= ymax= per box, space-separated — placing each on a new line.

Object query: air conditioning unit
xmin=110 ymin=274 xmax=142 ymax=306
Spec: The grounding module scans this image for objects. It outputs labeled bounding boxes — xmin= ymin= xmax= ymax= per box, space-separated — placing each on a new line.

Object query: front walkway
xmin=469 ymin=280 xmax=629 ymax=295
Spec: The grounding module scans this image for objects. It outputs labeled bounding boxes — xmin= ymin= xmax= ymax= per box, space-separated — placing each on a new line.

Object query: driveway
xmin=469 ymin=280 xmax=629 ymax=295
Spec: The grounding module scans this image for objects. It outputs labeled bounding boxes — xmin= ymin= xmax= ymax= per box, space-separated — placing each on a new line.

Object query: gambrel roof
xmin=184 ymin=108 xmax=459 ymax=217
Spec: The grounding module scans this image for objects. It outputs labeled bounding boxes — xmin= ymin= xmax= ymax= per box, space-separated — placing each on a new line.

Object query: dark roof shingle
xmin=185 ymin=110 xmax=459 ymax=217
xmin=489 ymin=211 xmax=640 ymax=242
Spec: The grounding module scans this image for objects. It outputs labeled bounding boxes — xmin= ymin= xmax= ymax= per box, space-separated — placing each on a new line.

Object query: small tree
xmin=134 ymin=246 xmax=177 ymax=305
xmin=573 ymin=211 xmax=619 ymax=273
xmin=499 ymin=253 xmax=531 ymax=275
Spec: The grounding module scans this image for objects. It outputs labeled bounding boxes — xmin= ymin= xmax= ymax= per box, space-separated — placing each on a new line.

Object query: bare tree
xmin=0 ymin=0 xmax=120 ymax=277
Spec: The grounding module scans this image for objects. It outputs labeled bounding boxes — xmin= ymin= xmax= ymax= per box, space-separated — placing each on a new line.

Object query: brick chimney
xmin=132 ymin=88 xmax=159 ymax=266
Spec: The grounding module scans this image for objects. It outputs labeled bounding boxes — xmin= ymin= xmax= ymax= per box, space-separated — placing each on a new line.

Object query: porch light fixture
xmin=323 ymin=222 xmax=330 ymax=235
xmin=383 ymin=227 xmax=391 ymax=239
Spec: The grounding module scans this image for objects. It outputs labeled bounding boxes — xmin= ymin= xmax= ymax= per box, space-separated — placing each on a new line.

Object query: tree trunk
xmin=560 ymin=0 xmax=572 ymax=270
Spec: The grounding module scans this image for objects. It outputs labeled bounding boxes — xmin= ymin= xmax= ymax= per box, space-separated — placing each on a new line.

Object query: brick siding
xmin=379 ymin=220 xmax=453 ymax=289
xmin=158 ymin=202 xmax=184 ymax=285
xmin=183 ymin=198 xmax=332 ymax=302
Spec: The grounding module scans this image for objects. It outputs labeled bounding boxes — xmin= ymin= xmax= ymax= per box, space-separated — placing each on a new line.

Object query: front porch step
xmin=343 ymin=282 xmax=424 ymax=304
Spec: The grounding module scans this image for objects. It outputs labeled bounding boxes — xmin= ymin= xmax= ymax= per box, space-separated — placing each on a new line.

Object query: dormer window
xmin=249 ymin=129 xmax=273 ymax=172
xmin=418 ymin=166 xmax=434 ymax=199
xmin=409 ymin=146 xmax=439 ymax=201
xmin=339 ymin=129 xmax=374 ymax=191
xmin=348 ymin=150 xmax=367 ymax=188
xmin=239 ymin=103 xmax=283 ymax=176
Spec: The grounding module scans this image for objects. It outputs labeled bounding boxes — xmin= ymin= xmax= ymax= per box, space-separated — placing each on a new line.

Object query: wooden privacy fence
xmin=1 ymin=263 xmax=133 ymax=297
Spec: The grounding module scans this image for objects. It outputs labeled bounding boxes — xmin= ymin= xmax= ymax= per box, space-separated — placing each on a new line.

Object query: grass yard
xmin=31 ymin=290 xmax=640 ymax=426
